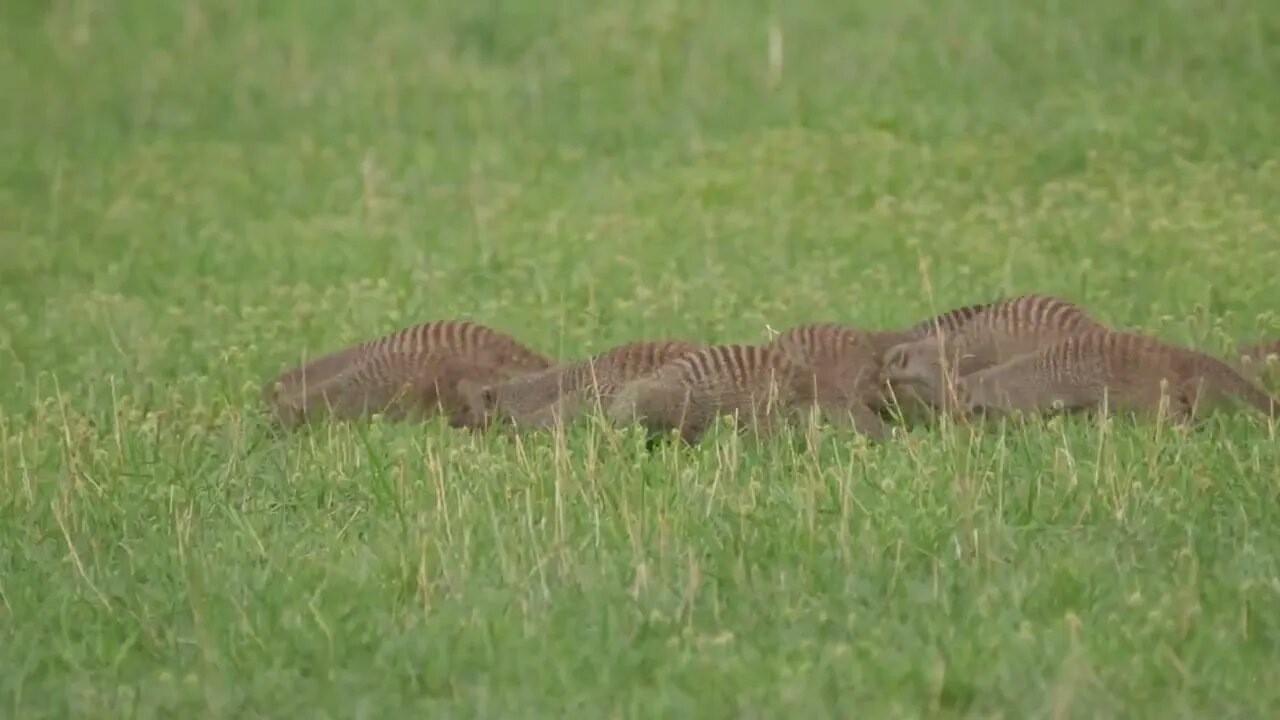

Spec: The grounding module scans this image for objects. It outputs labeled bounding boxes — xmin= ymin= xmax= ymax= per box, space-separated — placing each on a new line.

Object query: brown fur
xmin=855 ymin=302 xmax=1002 ymax=419
xmin=262 ymin=320 xmax=553 ymax=430
xmin=881 ymin=294 xmax=1107 ymax=413
xmin=763 ymin=305 xmax=1003 ymax=423
xmin=770 ymin=323 xmax=890 ymax=406
xmin=956 ymin=330 xmax=1280 ymax=423
xmin=852 ymin=301 xmax=1003 ymax=362
xmin=607 ymin=342 xmax=889 ymax=444
xmin=459 ymin=339 xmax=705 ymax=431
xmin=903 ymin=300 xmax=1000 ymax=337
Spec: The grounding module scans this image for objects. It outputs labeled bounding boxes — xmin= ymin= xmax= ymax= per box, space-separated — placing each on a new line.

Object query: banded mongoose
xmin=881 ymin=294 xmax=1108 ymax=413
xmin=851 ymin=300 xmax=1002 ymax=358
xmin=819 ymin=301 xmax=1002 ymax=420
xmin=459 ymin=339 xmax=705 ymax=431
xmin=902 ymin=300 xmax=1000 ymax=337
xmin=598 ymin=313 xmax=991 ymax=442
xmin=607 ymin=342 xmax=890 ymax=444
xmin=769 ymin=322 xmax=908 ymax=416
xmin=263 ymin=319 xmax=554 ymax=430
xmin=955 ymin=329 xmax=1280 ymax=424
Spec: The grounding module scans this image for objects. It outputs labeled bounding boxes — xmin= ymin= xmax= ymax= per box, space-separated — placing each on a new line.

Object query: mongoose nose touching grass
xmin=605 ymin=340 xmax=895 ymax=445
xmin=881 ymin=294 xmax=1108 ymax=415
xmin=261 ymin=295 xmax=1279 ymax=443
xmin=261 ymin=320 xmax=554 ymax=431
xmin=458 ymin=339 xmax=706 ymax=432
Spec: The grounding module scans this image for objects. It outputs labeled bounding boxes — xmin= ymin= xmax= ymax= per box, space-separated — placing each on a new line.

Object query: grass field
xmin=4 ymin=0 xmax=1280 ymax=716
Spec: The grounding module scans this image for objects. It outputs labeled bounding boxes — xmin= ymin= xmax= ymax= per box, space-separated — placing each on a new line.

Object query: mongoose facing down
xmin=459 ymin=339 xmax=705 ymax=431
xmin=769 ymin=322 xmax=905 ymax=415
xmin=881 ymin=294 xmax=1108 ymax=414
xmin=764 ymin=304 xmax=1002 ymax=423
xmin=607 ymin=342 xmax=890 ymax=445
xmin=263 ymin=319 xmax=554 ymax=430
xmin=837 ymin=300 xmax=1002 ymax=421
xmin=955 ymin=329 xmax=1279 ymax=424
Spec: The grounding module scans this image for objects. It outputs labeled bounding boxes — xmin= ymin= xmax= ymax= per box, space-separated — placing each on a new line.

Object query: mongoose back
xmin=817 ymin=301 xmax=999 ymax=420
xmin=956 ymin=330 xmax=1279 ymax=423
xmin=767 ymin=309 xmax=1000 ymax=423
xmin=263 ymin=319 xmax=554 ymax=430
xmin=845 ymin=301 xmax=1002 ymax=361
xmin=607 ymin=342 xmax=889 ymax=444
xmin=770 ymin=323 xmax=899 ymax=413
xmin=459 ymin=339 xmax=704 ymax=430
xmin=903 ymin=300 xmax=1000 ymax=337
xmin=881 ymin=294 xmax=1107 ymax=412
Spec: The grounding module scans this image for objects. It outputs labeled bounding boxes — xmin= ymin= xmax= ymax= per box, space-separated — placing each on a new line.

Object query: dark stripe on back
xmin=910 ymin=301 xmax=995 ymax=335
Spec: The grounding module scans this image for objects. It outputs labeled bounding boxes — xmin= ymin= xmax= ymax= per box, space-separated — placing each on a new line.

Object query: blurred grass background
xmin=2 ymin=0 xmax=1280 ymax=716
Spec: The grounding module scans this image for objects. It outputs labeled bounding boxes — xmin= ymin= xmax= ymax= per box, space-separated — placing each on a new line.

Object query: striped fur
xmin=608 ymin=342 xmax=888 ymax=444
xmin=882 ymin=294 xmax=1107 ymax=412
xmin=905 ymin=300 xmax=1000 ymax=337
xmin=461 ymin=339 xmax=704 ymax=430
xmin=834 ymin=301 xmax=1002 ymax=365
xmin=958 ymin=330 xmax=1279 ymax=422
xmin=263 ymin=320 xmax=553 ymax=430
xmin=770 ymin=323 xmax=895 ymax=411
xmin=1237 ymin=337 xmax=1280 ymax=386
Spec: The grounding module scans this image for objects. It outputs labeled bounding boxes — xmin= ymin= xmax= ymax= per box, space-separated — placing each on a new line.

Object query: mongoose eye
xmin=480 ymin=387 xmax=497 ymax=409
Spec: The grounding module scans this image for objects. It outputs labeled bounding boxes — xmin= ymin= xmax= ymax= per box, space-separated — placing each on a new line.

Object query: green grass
xmin=4 ymin=0 xmax=1280 ymax=716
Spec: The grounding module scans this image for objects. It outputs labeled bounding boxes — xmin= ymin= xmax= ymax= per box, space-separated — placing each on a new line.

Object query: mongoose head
xmin=953 ymin=370 xmax=1028 ymax=419
xmin=456 ymin=379 xmax=502 ymax=430
xmin=457 ymin=379 xmax=557 ymax=433
xmin=955 ymin=372 xmax=1069 ymax=421
xmin=882 ymin=339 xmax=937 ymax=384
xmin=953 ymin=374 xmax=1014 ymax=421
xmin=883 ymin=335 xmax=982 ymax=409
